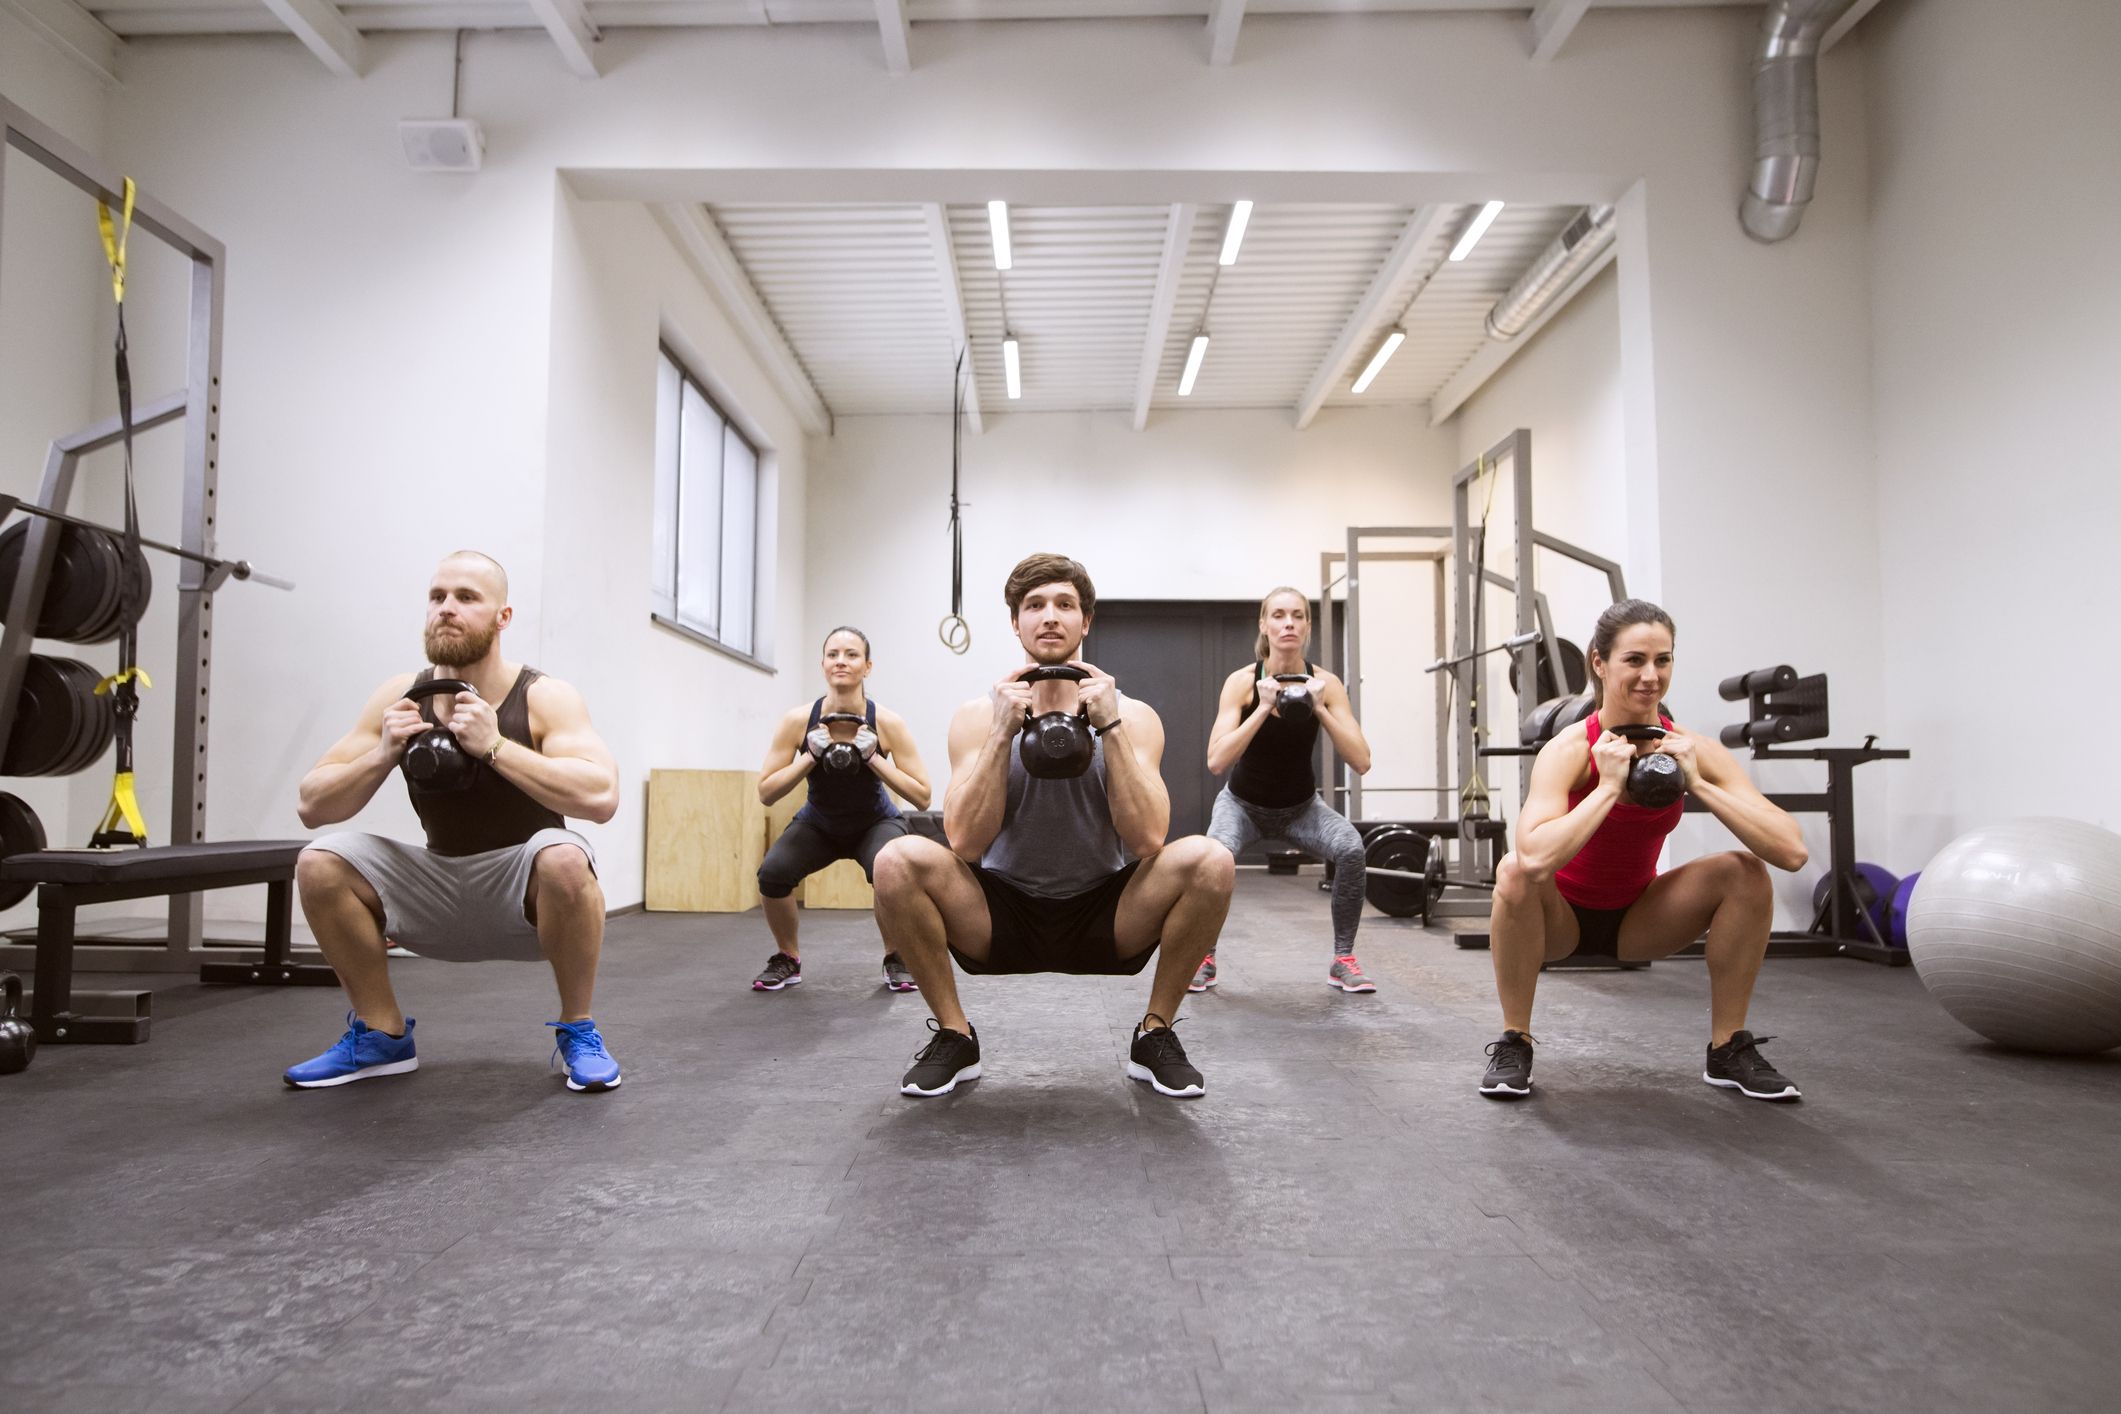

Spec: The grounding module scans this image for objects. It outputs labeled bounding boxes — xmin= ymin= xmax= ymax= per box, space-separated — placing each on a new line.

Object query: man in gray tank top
xmin=284 ymin=551 xmax=625 ymax=1095
xmin=872 ymin=554 xmax=1237 ymax=1099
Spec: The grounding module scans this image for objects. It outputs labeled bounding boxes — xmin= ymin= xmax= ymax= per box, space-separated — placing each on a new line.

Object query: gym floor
xmin=4 ymin=870 xmax=2117 ymax=1413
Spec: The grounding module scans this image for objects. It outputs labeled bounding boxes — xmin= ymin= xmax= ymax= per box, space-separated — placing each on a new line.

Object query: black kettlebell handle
xmin=1019 ymin=665 xmax=1089 ymax=686
xmin=818 ymin=712 xmax=865 ymax=726
xmin=1 ymin=971 xmax=20 ymax=1017
xmin=407 ymin=678 xmax=474 ymax=709
xmin=1610 ymin=722 xmax=1668 ymax=742
xmin=1273 ymin=673 xmax=1312 ymax=686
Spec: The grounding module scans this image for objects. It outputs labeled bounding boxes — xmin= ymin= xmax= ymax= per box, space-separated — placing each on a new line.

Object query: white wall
xmin=1 ymin=51 xmax=112 ymax=928
xmin=804 ymin=406 xmax=1455 ymax=799
xmin=1868 ymin=0 xmax=2121 ymax=865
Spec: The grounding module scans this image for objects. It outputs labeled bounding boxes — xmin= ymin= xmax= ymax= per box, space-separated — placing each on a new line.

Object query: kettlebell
xmin=0 ymin=972 xmax=35 ymax=1075
xmin=1018 ymin=665 xmax=1095 ymax=780
xmin=1273 ymin=673 xmax=1317 ymax=728
xmin=816 ymin=712 xmax=867 ymax=774
xmin=1613 ymin=723 xmax=1685 ymax=809
xmin=404 ymin=678 xmax=479 ymax=793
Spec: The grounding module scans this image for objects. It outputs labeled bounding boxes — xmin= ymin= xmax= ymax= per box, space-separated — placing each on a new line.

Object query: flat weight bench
xmin=2 ymin=840 xmax=335 ymax=1045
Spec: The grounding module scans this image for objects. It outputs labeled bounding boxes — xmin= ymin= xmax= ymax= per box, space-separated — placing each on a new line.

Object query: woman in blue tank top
xmin=1203 ymin=586 xmax=1375 ymax=994
xmin=751 ymin=627 xmax=932 ymax=993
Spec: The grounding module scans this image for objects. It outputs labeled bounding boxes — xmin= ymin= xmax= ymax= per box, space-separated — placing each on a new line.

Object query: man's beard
xmin=1023 ymin=634 xmax=1080 ymax=664
xmin=425 ymin=620 xmax=497 ymax=667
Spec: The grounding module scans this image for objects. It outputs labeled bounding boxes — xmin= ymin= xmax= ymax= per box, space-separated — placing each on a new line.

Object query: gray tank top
xmin=979 ymin=714 xmax=1131 ymax=898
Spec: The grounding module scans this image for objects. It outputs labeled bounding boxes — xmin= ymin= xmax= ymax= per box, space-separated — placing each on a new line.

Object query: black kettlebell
xmin=1612 ymin=723 xmax=1685 ymax=809
xmin=0 ymin=972 xmax=34 ymax=1075
xmin=1273 ymin=673 xmax=1317 ymax=728
xmin=1018 ymin=665 xmax=1095 ymax=780
xmin=816 ymin=712 xmax=867 ymax=775
xmin=404 ymin=678 xmax=479 ymax=793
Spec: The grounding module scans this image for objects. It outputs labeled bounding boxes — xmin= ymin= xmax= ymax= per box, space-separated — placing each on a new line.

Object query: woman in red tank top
xmin=1476 ymin=601 xmax=1811 ymax=1104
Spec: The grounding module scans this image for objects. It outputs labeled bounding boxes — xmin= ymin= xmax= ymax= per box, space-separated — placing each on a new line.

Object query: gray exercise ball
xmin=1905 ymin=817 xmax=2121 ymax=1054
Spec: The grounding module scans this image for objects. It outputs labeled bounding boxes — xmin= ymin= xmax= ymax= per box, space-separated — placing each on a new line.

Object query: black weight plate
xmin=44 ymin=658 xmax=93 ymax=777
xmin=76 ymin=529 xmax=126 ymax=644
xmin=113 ymin=536 xmax=152 ymax=631
xmin=1424 ymin=835 xmax=1447 ymax=917
xmin=0 ymin=520 xmax=120 ymax=643
xmin=54 ymin=659 xmax=114 ymax=775
xmin=1363 ymin=825 xmax=1431 ymax=920
xmin=0 ymin=792 xmax=47 ymax=909
xmin=2 ymin=656 xmax=81 ymax=776
xmin=1507 ymin=637 xmax=1588 ymax=703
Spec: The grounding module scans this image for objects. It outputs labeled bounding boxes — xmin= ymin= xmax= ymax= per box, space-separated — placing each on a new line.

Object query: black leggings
xmin=758 ymin=815 xmax=906 ymax=899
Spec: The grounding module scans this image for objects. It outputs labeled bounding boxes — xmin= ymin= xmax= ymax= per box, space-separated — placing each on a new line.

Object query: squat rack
xmin=0 ymin=97 xmax=229 ymax=970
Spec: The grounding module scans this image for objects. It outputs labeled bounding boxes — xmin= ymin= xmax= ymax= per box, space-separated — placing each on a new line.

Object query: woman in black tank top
xmin=1200 ymin=587 xmax=1376 ymax=993
xmin=751 ymin=627 xmax=933 ymax=994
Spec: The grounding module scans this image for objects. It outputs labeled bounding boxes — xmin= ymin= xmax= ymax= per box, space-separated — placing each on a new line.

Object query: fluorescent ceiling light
xmin=1449 ymin=201 xmax=1505 ymax=262
xmin=1218 ymin=200 xmax=1254 ymax=266
xmin=1350 ymin=328 xmax=1407 ymax=394
xmin=1178 ymin=334 xmax=1209 ymax=397
xmin=1003 ymin=335 xmax=1022 ymax=399
xmin=988 ymin=200 xmax=1013 ymax=271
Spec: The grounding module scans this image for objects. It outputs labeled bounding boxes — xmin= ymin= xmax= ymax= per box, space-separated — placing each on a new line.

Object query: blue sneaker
xmin=547 ymin=1018 xmax=622 ymax=1092
xmin=284 ymin=1013 xmax=418 ymax=1089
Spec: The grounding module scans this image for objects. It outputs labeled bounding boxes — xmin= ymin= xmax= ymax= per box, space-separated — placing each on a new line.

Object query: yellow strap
xmin=93 ymin=666 xmax=152 ymax=696
xmin=96 ymin=177 xmax=136 ymax=306
xmin=97 ymin=770 xmax=150 ymax=845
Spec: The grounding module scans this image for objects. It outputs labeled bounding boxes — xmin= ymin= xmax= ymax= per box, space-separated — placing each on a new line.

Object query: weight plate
xmin=1363 ymin=825 xmax=1432 ymax=920
xmin=0 ymin=792 xmax=47 ymax=909
xmin=54 ymin=659 xmax=114 ymax=775
xmin=77 ymin=528 xmax=125 ymax=644
xmin=1507 ymin=637 xmax=1588 ymax=702
xmin=0 ymin=520 xmax=122 ymax=643
xmin=2 ymin=655 xmax=81 ymax=777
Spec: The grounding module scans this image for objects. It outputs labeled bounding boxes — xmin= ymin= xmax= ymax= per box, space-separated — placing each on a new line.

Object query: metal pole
xmin=1343 ymin=526 xmax=1363 ymax=822
xmin=1433 ymin=558 xmax=1447 ymax=814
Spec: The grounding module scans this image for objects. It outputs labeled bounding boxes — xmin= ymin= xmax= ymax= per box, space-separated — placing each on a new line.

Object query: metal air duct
xmin=1740 ymin=0 xmax=1860 ymax=243
xmin=1483 ymin=204 xmax=1617 ymax=342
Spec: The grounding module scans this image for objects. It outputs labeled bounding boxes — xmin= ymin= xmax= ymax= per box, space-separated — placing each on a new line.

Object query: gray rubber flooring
xmin=4 ymin=869 xmax=2118 ymax=1413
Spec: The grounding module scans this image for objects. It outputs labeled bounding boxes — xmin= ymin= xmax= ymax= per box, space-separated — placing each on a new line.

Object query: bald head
xmin=440 ymin=550 xmax=508 ymax=601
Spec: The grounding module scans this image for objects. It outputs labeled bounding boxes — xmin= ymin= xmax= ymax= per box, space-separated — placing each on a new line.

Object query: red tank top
xmin=1552 ymin=709 xmax=1683 ymax=910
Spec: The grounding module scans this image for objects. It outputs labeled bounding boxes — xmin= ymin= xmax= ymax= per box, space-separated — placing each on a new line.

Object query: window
xmin=653 ymin=345 xmax=768 ymax=665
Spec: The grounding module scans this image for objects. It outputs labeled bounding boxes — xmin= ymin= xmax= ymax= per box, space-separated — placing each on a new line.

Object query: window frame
xmin=652 ymin=342 xmax=773 ymax=673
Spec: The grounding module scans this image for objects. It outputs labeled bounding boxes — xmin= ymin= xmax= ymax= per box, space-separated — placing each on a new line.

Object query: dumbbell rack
xmin=0 ymin=97 xmax=229 ymax=974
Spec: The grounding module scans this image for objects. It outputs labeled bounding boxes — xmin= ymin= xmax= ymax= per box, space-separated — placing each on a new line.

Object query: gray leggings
xmin=1207 ymin=786 xmax=1367 ymax=954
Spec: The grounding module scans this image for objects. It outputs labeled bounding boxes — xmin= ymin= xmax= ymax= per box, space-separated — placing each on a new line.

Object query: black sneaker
xmin=900 ymin=1020 xmax=980 ymax=1096
xmin=750 ymin=952 xmax=801 ymax=992
xmin=1126 ymin=1017 xmax=1204 ymax=1098
xmin=881 ymin=952 xmax=919 ymax=993
xmin=1479 ymin=1030 xmax=1535 ymax=1099
xmin=1704 ymin=1030 xmax=1801 ymax=1101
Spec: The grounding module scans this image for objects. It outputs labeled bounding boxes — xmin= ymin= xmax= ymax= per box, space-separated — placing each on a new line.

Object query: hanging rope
xmin=938 ymin=348 xmax=971 ymax=655
xmin=91 ymin=179 xmax=150 ymax=848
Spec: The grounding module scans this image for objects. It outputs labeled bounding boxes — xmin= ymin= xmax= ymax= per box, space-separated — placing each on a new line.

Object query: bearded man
xmin=282 ymin=551 xmax=624 ymax=1093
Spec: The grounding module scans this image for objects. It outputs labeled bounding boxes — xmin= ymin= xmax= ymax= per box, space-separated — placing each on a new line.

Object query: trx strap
xmin=938 ymin=348 xmax=971 ymax=655
xmin=92 ymin=180 xmax=151 ymax=848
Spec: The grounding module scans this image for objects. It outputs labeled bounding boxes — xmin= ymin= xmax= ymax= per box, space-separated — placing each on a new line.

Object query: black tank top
xmin=405 ymin=666 xmax=565 ymax=857
xmin=1229 ymin=660 xmax=1321 ymax=809
xmin=795 ymin=697 xmax=901 ymax=834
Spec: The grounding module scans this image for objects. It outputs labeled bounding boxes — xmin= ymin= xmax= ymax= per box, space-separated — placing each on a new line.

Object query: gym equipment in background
xmin=1906 ymin=818 xmax=2121 ymax=1054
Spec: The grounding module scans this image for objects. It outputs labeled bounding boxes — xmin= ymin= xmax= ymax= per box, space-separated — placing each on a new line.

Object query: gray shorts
xmin=304 ymin=828 xmax=595 ymax=963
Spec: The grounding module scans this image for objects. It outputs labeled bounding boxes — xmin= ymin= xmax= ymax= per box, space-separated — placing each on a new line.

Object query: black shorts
xmin=953 ymin=861 xmax=1150 ymax=976
xmin=1565 ymin=898 xmax=1633 ymax=958
xmin=758 ymin=815 xmax=906 ymax=899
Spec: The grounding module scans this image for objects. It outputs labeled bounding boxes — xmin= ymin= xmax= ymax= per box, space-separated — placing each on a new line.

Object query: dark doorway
xmin=1086 ymin=598 xmax=1339 ymax=852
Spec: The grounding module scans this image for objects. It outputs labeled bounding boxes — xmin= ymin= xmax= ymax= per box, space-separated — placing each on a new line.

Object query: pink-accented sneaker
xmin=1328 ymin=955 xmax=1376 ymax=993
xmin=1188 ymin=953 xmax=1218 ymax=993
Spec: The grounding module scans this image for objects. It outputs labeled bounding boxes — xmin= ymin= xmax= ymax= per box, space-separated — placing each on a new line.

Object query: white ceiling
xmin=709 ymin=199 xmax=1584 ymax=423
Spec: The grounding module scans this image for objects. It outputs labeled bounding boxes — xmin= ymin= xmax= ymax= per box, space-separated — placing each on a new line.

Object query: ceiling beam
xmin=1206 ymin=0 xmax=1244 ymax=66
xmin=528 ymin=0 xmax=602 ymax=77
xmin=1428 ymin=237 xmax=1617 ymax=426
xmin=923 ymin=204 xmax=983 ymax=433
xmin=1293 ymin=204 xmax=1455 ymax=429
xmin=1822 ymin=0 xmax=1888 ymax=52
xmin=1 ymin=0 xmax=122 ymax=84
xmin=653 ymin=204 xmax=833 ymax=438
xmin=1525 ymin=0 xmax=1592 ymax=64
xmin=258 ymin=0 xmax=367 ymax=77
xmin=876 ymin=0 xmax=912 ymax=73
xmin=1132 ymin=203 xmax=1197 ymax=431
